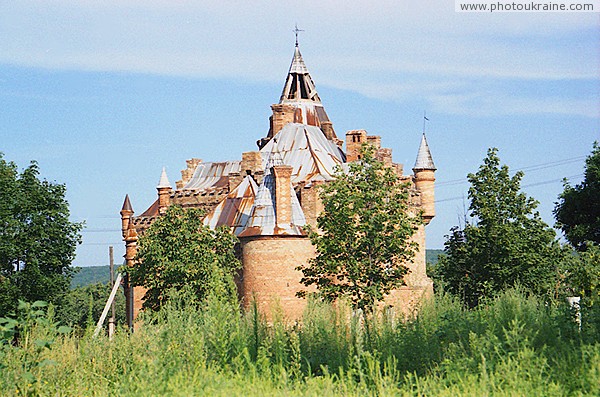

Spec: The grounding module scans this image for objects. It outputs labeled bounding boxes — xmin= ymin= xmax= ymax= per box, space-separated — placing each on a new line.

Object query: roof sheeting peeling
xmin=238 ymin=164 xmax=306 ymax=237
xmin=260 ymin=123 xmax=345 ymax=184
xmin=203 ymin=175 xmax=258 ymax=235
xmin=183 ymin=161 xmax=241 ymax=190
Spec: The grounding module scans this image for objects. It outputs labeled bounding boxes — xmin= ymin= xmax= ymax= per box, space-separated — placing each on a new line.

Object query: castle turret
xmin=120 ymin=195 xmax=133 ymax=239
xmin=119 ymin=196 xmax=142 ymax=329
xmin=123 ymin=217 xmax=143 ymax=329
xmin=157 ymin=167 xmax=172 ymax=215
xmin=237 ymin=154 xmax=313 ymax=320
xmin=412 ymin=133 xmax=436 ymax=224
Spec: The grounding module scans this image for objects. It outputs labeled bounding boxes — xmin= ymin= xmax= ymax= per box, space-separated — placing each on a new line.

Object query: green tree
xmin=435 ymin=148 xmax=563 ymax=307
xmin=297 ymin=145 xmax=422 ymax=311
xmin=0 ymin=154 xmax=82 ymax=315
xmin=554 ymin=142 xmax=600 ymax=251
xmin=127 ymin=205 xmax=241 ymax=311
xmin=56 ymin=282 xmax=126 ymax=330
xmin=560 ymin=243 xmax=600 ymax=305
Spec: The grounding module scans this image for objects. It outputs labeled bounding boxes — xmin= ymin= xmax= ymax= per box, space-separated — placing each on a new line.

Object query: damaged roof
xmin=238 ymin=160 xmax=306 ymax=238
xmin=279 ymin=46 xmax=332 ymax=127
xmin=260 ymin=123 xmax=345 ymax=185
xmin=203 ymin=175 xmax=259 ymax=235
xmin=182 ymin=161 xmax=241 ymax=190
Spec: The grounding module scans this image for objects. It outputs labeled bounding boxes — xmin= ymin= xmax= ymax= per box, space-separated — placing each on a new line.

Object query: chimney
xmin=367 ymin=135 xmax=381 ymax=149
xmin=321 ymin=121 xmax=336 ymax=141
xmin=345 ymin=130 xmax=368 ymax=162
xmin=270 ymin=104 xmax=296 ymax=138
xmin=272 ymin=165 xmax=294 ymax=227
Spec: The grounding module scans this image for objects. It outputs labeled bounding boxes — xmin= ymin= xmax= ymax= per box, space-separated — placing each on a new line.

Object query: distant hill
xmin=71 ymin=249 xmax=446 ymax=288
xmin=426 ymin=249 xmax=444 ymax=265
xmin=71 ymin=266 xmax=112 ymax=288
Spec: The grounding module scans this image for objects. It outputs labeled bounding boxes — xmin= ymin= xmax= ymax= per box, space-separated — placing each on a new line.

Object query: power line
xmin=435 ymin=174 xmax=583 ymax=204
xmin=436 ymin=155 xmax=586 ymax=188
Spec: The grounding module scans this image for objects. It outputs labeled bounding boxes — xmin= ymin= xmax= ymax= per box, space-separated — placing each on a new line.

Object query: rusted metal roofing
xmin=259 ymin=123 xmax=345 ymax=185
xmin=238 ymin=156 xmax=306 ymax=238
xmin=279 ymin=46 xmax=333 ymax=128
xmin=138 ymin=199 xmax=159 ymax=217
xmin=203 ymin=175 xmax=258 ymax=235
xmin=413 ymin=133 xmax=436 ymax=171
xmin=182 ymin=161 xmax=241 ymax=190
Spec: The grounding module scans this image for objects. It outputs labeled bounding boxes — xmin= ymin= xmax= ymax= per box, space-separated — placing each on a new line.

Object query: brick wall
xmin=240 ymin=236 xmax=316 ymax=321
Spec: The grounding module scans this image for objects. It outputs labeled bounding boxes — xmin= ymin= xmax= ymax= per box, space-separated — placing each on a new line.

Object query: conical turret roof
xmin=121 ymin=194 xmax=133 ymax=212
xmin=413 ymin=133 xmax=436 ymax=171
xmin=157 ymin=167 xmax=171 ymax=189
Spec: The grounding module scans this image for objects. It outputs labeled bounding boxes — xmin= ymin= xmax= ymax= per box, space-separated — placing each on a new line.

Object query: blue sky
xmin=1 ymin=1 xmax=598 ymax=266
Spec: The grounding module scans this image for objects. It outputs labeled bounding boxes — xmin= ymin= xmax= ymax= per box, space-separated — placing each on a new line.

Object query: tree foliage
xmin=559 ymin=243 xmax=600 ymax=305
xmin=128 ymin=205 xmax=241 ymax=311
xmin=298 ymin=145 xmax=422 ymax=311
xmin=56 ymin=282 xmax=126 ymax=330
xmin=0 ymin=154 xmax=82 ymax=315
xmin=554 ymin=142 xmax=600 ymax=251
xmin=435 ymin=148 xmax=563 ymax=307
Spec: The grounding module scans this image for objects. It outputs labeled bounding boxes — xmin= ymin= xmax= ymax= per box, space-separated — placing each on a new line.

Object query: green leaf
xmin=57 ymin=325 xmax=72 ymax=334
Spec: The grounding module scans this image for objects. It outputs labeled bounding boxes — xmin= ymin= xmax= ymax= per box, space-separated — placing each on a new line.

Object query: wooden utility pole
xmin=108 ymin=246 xmax=116 ymax=339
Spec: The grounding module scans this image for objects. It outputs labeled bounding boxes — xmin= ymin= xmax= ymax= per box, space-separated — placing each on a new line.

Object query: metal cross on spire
xmin=293 ymin=24 xmax=304 ymax=47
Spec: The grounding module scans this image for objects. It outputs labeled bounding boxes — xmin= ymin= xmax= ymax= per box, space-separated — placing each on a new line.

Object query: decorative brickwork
xmin=121 ymin=44 xmax=436 ymax=326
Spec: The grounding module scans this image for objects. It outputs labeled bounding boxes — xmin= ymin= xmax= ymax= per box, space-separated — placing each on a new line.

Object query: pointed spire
xmin=413 ymin=133 xmax=436 ymax=171
xmin=289 ymin=46 xmax=310 ymax=75
xmin=157 ymin=167 xmax=171 ymax=189
xmin=121 ymin=194 xmax=133 ymax=212
xmin=280 ymin=45 xmax=321 ymax=103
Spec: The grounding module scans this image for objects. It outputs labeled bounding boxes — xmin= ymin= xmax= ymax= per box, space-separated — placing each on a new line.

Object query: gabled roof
xmin=260 ymin=123 xmax=345 ymax=184
xmin=139 ymin=199 xmax=159 ymax=217
xmin=203 ymin=175 xmax=259 ymax=235
xmin=413 ymin=133 xmax=436 ymax=171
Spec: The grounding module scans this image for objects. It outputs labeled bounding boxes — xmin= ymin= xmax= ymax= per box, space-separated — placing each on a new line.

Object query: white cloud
xmin=0 ymin=1 xmax=598 ymax=118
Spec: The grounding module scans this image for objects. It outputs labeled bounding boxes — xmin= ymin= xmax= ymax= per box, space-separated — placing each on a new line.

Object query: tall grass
xmin=1 ymin=289 xmax=599 ymax=396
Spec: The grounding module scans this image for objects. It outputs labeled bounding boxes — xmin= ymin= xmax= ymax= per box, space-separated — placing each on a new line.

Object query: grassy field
xmin=1 ymin=289 xmax=598 ymax=396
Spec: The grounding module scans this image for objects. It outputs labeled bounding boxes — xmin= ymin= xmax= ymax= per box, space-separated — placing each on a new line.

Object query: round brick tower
xmin=238 ymin=163 xmax=315 ymax=321
xmin=239 ymin=236 xmax=314 ymax=321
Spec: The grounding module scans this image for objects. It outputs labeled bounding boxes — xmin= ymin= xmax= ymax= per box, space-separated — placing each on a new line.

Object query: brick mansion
xmin=119 ymin=42 xmax=437 ymax=326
